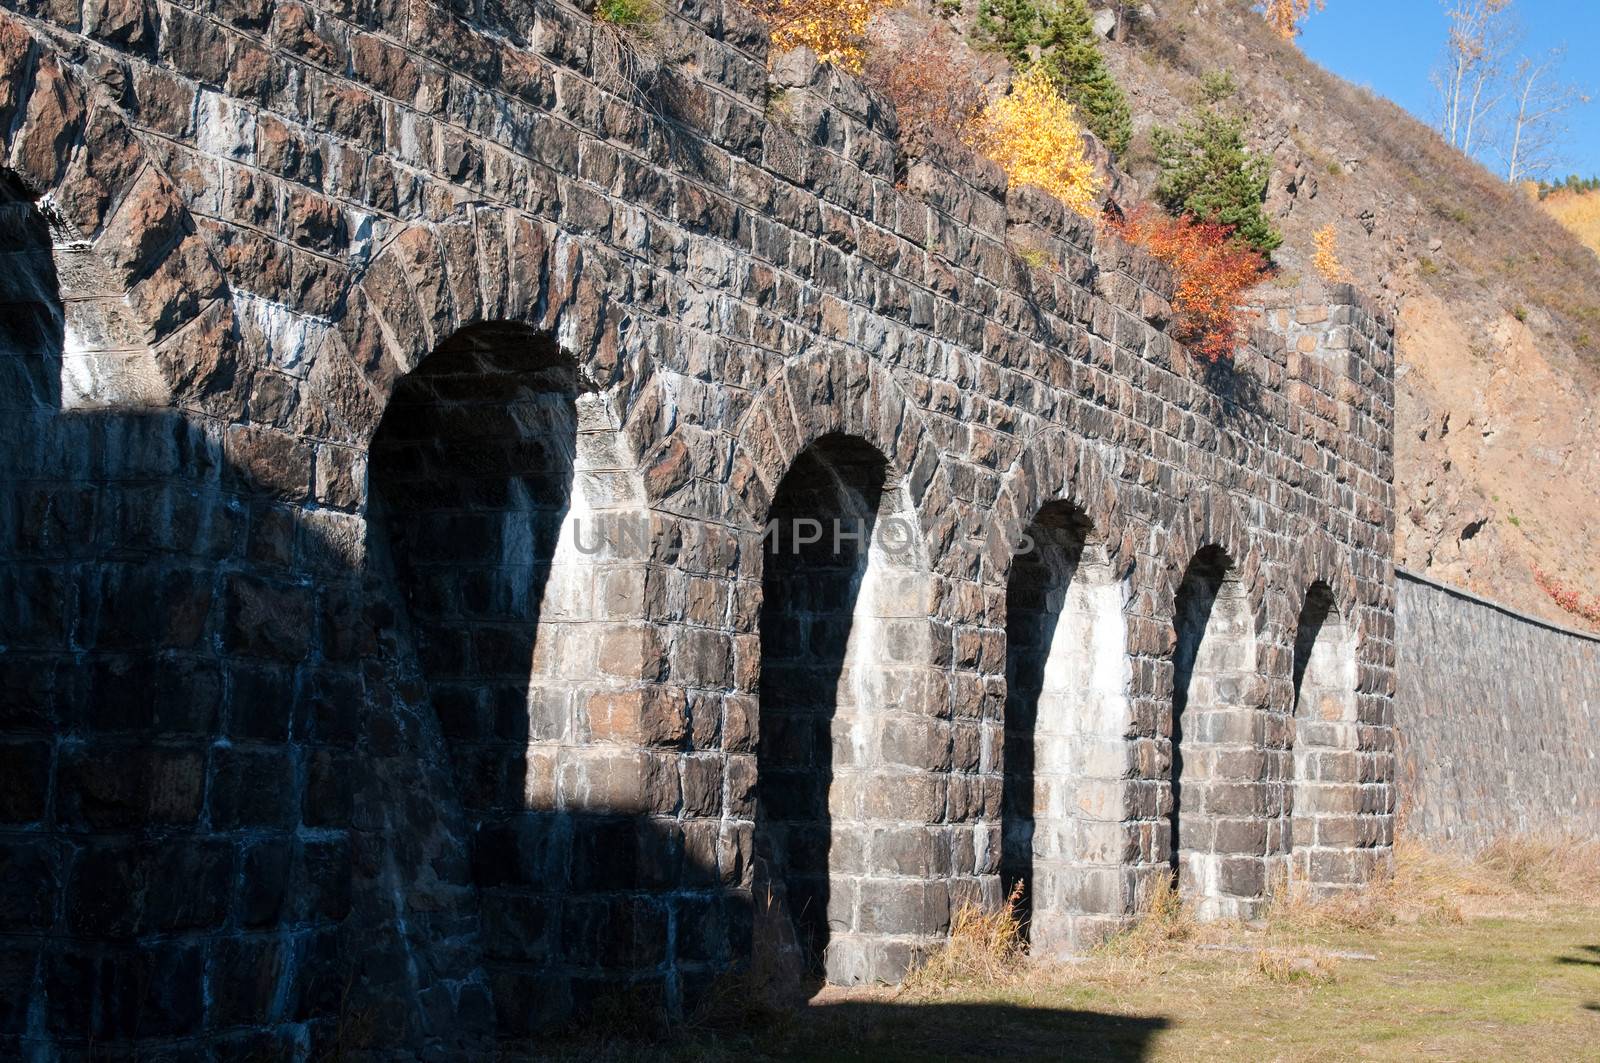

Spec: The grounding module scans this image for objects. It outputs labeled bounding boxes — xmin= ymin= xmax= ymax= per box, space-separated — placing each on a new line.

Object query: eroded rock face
xmin=0 ymin=4 xmax=1396 ymax=1056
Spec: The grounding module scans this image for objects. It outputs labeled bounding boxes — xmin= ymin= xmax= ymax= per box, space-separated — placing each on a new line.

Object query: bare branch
xmin=1500 ymin=48 xmax=1592 ymax=184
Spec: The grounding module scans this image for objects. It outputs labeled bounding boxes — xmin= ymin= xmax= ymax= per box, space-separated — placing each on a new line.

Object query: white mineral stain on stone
xmin=233 ymin=290 xmax=331 ymax=377
xmin=196 ymin=91 xmax=257 ymax=160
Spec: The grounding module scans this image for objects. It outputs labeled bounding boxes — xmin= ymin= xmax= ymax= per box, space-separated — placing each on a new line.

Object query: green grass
xmin=594 ymin=0 xmax=657 ymax=29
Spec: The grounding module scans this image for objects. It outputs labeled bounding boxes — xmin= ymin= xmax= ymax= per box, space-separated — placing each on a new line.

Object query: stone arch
xmin=999 ymin=497 xmax=1134 ymax=956
xmin=725 ymin=348 xmax=961 ymax=573
xmin=1155 ymin=486 xmax=1269 ymax=631
xmin=1281 ymin=529 xmax=1362 ymax=646
xmin=983 ymin=428 xmax=1137 ymax=591
xmin=364 ymin=317 xmax=654 ymax=1033
xmin=749 ymin=420 xmax=947 ymax=987
xmin=327 ymin=205 xmax=659 ymax=476
xmin=0 ymin=15 xmax=234 ymax=410
xmin=1288 ymin=579 xmax=1361 ymax=896
xmin=1164 ymin=502 xmax=1268 ymax=920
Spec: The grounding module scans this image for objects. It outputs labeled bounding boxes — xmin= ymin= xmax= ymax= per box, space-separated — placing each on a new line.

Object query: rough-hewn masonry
xmin=1395 ymin=569 xmax=1600 ymax=852
xmin=0 ymin=0 xmax=1396 ymax=1055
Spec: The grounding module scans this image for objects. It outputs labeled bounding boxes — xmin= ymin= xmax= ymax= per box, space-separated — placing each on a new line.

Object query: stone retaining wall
xmin=1395 ymin=569 xmax=1600 ymax=851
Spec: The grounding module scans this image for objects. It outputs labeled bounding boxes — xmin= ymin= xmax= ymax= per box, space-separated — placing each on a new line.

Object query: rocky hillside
xmin=970 ymin=0 xmax=1600 ymax=626
xmin=1091 ymin=0 xmax=1600 ymax=628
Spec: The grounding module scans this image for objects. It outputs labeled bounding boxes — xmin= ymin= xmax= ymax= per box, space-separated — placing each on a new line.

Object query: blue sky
xmin=1296 ymin=0 xmax=1600 ymax=181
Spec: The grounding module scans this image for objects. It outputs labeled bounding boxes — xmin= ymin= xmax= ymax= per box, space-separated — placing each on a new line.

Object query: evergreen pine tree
xmin=976 ymin=0 xmax=1041 ymax=66
xmin=1153 ymin=107 xmax=1283 ymax=255
xmin=1037 ymin=0 xmax=1133 ymax=155
xmin=975 ymin=0 xmax=1133 ymax=156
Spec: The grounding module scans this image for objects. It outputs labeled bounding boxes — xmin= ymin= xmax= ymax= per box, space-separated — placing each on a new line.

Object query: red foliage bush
xmin=861 ymin=22 xmax=987 ymax=155
xmin=1114 ymin=207 xmax=1267 ymax=363
xmin=1534 ymin=567 xmax=1600 ymax=628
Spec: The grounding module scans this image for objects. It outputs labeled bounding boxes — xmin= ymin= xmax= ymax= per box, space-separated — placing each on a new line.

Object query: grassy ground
xmin=535 ymin=839 xmax=1600 ymax=1061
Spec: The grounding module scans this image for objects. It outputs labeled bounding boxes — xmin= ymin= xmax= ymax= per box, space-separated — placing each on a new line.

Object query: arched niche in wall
xmin=1002 ymin=501 xmax=1132 ymax=957
xmin=1289 ymin=580 xmax=1361 ymax=894
xmin=754 ymin=432 xmax=937 ymax=988
xmin=364 ymin=321 xmax=650 ymax=1035
xmin=1170 ymin=545 xmax=1262 ymax=920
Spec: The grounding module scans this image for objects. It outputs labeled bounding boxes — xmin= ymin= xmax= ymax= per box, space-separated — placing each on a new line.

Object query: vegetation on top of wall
xmin=595 ymin=0 xmax=659 ymax=28
xmin=862 ymin=22 xmax=987 ymax=153
xmin=966 ymin=66 xmax=1101 ymax=215
xmin=1534 ymin=567 xmax=1600 ymax=629
xmin=747 ymin=0 xmax=895 ymax=72
xmin=974 ymin=0 xmax=1133 ymax=154
xmin=1152 ymin=105 xmax=1283 ymax=255
xmin=754 ymin=0 xmax=1272 ymax=362
xmin=1114 ymin=207 xmax=1267 ymax=363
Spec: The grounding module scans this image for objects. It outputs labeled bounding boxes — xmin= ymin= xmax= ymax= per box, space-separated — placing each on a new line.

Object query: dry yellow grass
xmin=895 ymin=833 xmax=1600 ymax=1001
xmin=1542 ymin=189 xmax=1600 ymax=258
xmin=528 ymin=836 xmax=1600 ymax=1060
xmin=901 ymin=887 xmax=1027 ymax=994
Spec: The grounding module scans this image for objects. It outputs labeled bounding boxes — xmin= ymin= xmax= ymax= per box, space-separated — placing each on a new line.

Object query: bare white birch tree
xmin=1501 ymin=49 xmax=1591 ymax=184
xmin=1432 ymin=0 xmax=1514 ymax=156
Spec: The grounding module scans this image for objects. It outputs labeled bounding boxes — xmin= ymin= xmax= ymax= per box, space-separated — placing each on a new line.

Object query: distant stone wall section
xmin=1395 ymin=569 xmax=1600 ymax=851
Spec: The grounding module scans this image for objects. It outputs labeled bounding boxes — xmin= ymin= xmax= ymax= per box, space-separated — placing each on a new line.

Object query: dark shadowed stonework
xmin=0 ymin=1 xmax=1396 ymax=1056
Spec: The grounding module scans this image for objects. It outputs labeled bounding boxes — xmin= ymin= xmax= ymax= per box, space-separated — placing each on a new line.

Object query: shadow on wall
xmin=1169 ymin=544 xmax=1261 ymax=917
xmin=365 ymin=323 xmax=583 ymax=1035
xmin=0 ymin=181 xmax=749 ymax=1054
xmin=364 ymin=322 xmax=763 ymax=1037
xmin=2 ymin=180 xmax=63 ymax=409
xmin=2 ymin=170 xmax=1158 ymax=1056
xmin=1002 ymin=503 xmax=1092 ymax=941
xmin=0 ymin=179 xmax=512 ymax=1055
xmin=1288 ymin=580 xmax=1360 ymax=890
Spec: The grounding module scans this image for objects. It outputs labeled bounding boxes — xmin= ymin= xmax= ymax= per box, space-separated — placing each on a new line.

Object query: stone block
xmin=68 ymin=839 xmax=232 ymax=936
xmin=209 ymin=747 xmax=296 ymax=829
xmin=55 ymin=746 xmax=205 ymax=829
xmin=208 ymin=935 xmax=289 ymax=1028
xmin=222 ymin=574 xmax=313 ymax=662
xmin=0 ymin=739 xmax=50 ymax=822
xmin=0 ymin=837 xmax=60 ymax=930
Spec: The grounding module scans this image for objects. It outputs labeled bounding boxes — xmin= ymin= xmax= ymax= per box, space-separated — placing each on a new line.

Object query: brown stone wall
xmin=0 ymin=0 xmax=1396 ymax=1055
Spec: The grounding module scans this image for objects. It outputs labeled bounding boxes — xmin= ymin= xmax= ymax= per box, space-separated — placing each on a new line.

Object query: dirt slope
xmin=1083 ymin=0 xmax=1600 ymax=625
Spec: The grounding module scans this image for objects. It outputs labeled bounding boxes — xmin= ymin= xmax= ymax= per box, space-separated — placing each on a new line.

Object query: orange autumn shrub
xmin=967 ymin=66 xmax=1100 ymax=216
xmin=1260 ymin=0 xmax=1324 ymax=40
xmin=1115 ymin=207 xmax=1267 ymax=362
xmin=749 ymin=0 xmax=896 ymax=72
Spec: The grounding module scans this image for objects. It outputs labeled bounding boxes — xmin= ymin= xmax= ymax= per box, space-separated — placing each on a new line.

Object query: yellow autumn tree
xmin=1260 ymin=0 xmax=1324 ymax=40
xmin=1312 ymin=223 xmax=1345 ymax=281
xmin=750 ymin=0 xmax=895 ymax=73
xmin=967 ymin=66 xmax=1100 ymax=216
